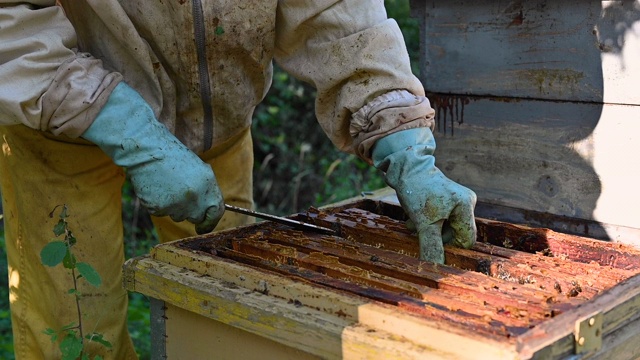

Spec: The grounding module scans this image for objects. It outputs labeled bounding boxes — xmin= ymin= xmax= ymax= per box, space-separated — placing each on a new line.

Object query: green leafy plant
xmin=39 ymin=205 xmax=111 ymax=360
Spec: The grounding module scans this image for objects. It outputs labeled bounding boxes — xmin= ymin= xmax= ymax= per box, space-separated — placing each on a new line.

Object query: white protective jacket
xmin=0 ymin=0 xmax=435 ymax=161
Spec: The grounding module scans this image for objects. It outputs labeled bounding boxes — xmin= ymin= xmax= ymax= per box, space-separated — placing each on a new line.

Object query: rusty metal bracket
xmin=574 ymin=312 xmax=603 ymax=355
xmin=150 ymin=298 xmax=168 ymax=360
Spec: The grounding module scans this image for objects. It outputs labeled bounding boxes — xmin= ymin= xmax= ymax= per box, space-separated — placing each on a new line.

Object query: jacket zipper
xmin=191 ymin=0 xmax=214 ymax=152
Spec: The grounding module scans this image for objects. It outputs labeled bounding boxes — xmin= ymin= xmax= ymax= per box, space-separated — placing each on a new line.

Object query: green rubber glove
xmin=82 ymin=82 xmax=224 ymax=234
xmin=372 ymin=128 xmax=477 ymax=263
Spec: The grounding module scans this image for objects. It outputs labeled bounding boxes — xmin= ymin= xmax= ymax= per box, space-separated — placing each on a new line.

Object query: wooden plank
xmin=516 ymin=273 xmax=640 ymax=358
xmin=446 ymin=245 xmax=624 ymax=299
xmin=232 ymin=227 xmax=577 ymax=313
xmin=164 ymin=304 xmax=321 ymax=360
xmin=217 ymin=245 xmax=533 ymax=338
xmin=126 ymin=256 xmax=452 ymax=360
xmin=151 ymin=239 xmax=366 ymax=322
xmin=306 ymin=207 xmax=637 ymax=298
xmin=417 ymin=97 xmax=640 ymax=235
xmin=427 ymin=96 xmax=601 ymax=215
xmin=128 ymin=253 xmax=517 ymax=359
xmin=123 ymin=256 xmax=348 ymax=359
xmin=474 ymin=201 xmax=640 ymax=242
xmin=410 ymin=0 xmax=640 ymax=105
xmin=152 ymin=241 xmax=514 ymax=342
xmin=353 ymin=303 xmax=520 ymax=360
xmin=408 ymin=0 xmax=640 ymax=235
xmin=475 ymin=218 xmax=640 ymax=270
xmin=340 ymin=323 xmax=461 ymax=360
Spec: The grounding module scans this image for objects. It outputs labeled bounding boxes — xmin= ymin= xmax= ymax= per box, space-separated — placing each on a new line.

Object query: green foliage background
xmin=252 ymin=0 xmax=419 ymax=215
xmin=0 ymin=1 xmax=419 ymax=358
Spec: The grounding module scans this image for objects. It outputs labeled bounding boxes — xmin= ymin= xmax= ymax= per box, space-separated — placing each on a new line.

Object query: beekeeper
xmin=0 ymin=1 xmax=477 ymax=358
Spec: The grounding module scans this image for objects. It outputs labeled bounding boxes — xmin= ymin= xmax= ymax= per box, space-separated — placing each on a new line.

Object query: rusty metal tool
xmin=224 ymin=204 xmax=336 ymax=235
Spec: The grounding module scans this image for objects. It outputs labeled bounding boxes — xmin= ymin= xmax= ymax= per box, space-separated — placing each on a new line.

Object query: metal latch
xmin=574 ymin=312 xmax=603 ymax=354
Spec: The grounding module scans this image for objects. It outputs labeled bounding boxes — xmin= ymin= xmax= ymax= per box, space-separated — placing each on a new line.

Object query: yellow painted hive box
xmin=124 ymin=198 xmax=640 ymax=360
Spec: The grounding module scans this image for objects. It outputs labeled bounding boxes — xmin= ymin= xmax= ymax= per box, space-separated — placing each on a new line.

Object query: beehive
xmin=124 ymin=198 xmax=640 ymax=359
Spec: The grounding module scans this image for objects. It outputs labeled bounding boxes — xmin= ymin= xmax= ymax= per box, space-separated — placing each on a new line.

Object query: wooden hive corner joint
xmin=574 ymin=311 xmax=603 ymax=355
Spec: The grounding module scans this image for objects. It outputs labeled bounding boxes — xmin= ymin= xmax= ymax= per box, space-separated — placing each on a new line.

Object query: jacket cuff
xmin=350 ymin=89 xmax=435 ymax=163
xmin=40 ymin=53 xmax=123 ymax=138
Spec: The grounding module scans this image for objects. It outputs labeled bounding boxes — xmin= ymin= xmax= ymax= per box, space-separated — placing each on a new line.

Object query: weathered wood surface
xmin=419 ymin=97 xmax=640 ymax=240
xmin=128 ymin=199 xmax=640 ymax=359
xmin=517 ymin=272 xmax=640 ymax=359
xmin=124 ymin=256 xmax=474 ymax=360
xmin=410 ymin=0 xmax=640 ymax=104
xmin=310 ymin=201 xmax=640 ymax=358
xmin=166 ymin=203 xmax=640 ymax=343
xmin=307 ymin=207 xmax=638 ymax=296
xmin=230 ymin=228 xmax=584 ymax=308
xmin=309 ymin=200 xmax=640 ymax=292
xmin=475 ymin=217 xmax=640 ymax=270
xmin=308 ymin=201 xmax=640 ymax=263
xmin=317 ymin=197 xmax=640 ymax=268
xmin=135 ymin=244 xmax=518 ymax=359
xmin=163 ymin=304 xmax=322 ymax=360
xmin=474 ymin=201 xmax=640 ymax=244
xmin=408 ymin=0 xmax=640 ymax=238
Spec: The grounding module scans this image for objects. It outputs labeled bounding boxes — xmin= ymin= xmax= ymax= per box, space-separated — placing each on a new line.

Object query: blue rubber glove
xmin=372 ymin=128 xmax=477 ymax=263
xmin=82 ymin=82 xmax=224 ymax=234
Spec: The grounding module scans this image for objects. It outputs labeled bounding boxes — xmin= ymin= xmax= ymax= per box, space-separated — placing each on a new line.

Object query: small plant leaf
xmin=43 ymin=328 xmax=57 ymax=342
xmin=86 ymin=332 xmax=112 ymax=348
xmin=61 ymin=322 xmax=77 ymax=331
xmin=67 ymin=231 xmax=77 ymax=246
xmin=60 ymin=334 xmax=83 ymax=360
xmin=40 ymin=241 xmax=68 ymax=267
xmin=215 ymin=26 xmax=225 ymax=35
xmin=53 ymin=219 xmax=66 ymax=237
xmin=63 ymin=251 xmax=76 ymax=269
xmin=59 ymin=204 xmax=69 ymax=219
xmin=76 ymin=262 xmax=102 ymax=287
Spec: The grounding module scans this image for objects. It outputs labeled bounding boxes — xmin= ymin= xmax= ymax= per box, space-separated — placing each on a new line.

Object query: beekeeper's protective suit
xmin=0 ymin=1 xmax=477 ymax=358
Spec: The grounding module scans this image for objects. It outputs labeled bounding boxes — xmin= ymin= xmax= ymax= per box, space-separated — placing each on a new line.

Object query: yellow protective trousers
xmin=0 ymin=124 xmax=254 ymax=359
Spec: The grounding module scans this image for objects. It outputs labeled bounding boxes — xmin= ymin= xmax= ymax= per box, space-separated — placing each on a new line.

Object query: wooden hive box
xmin=124 ymin=197 xmax=640 ymax=359
xmin=409 ymin=0 xmax=640 ymax=243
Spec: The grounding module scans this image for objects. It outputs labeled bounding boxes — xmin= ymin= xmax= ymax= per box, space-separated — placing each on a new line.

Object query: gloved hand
xmin=82 ymin=82 xmax=224 ymax=234
xmin=372 ymin=128 xmax=477 ymax=263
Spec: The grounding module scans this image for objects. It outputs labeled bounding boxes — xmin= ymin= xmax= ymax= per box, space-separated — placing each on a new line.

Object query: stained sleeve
xmin=274 ymin=0 xmax=435 ymax=162
xmin=0 ymin=2 xmax=121 ymax=137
